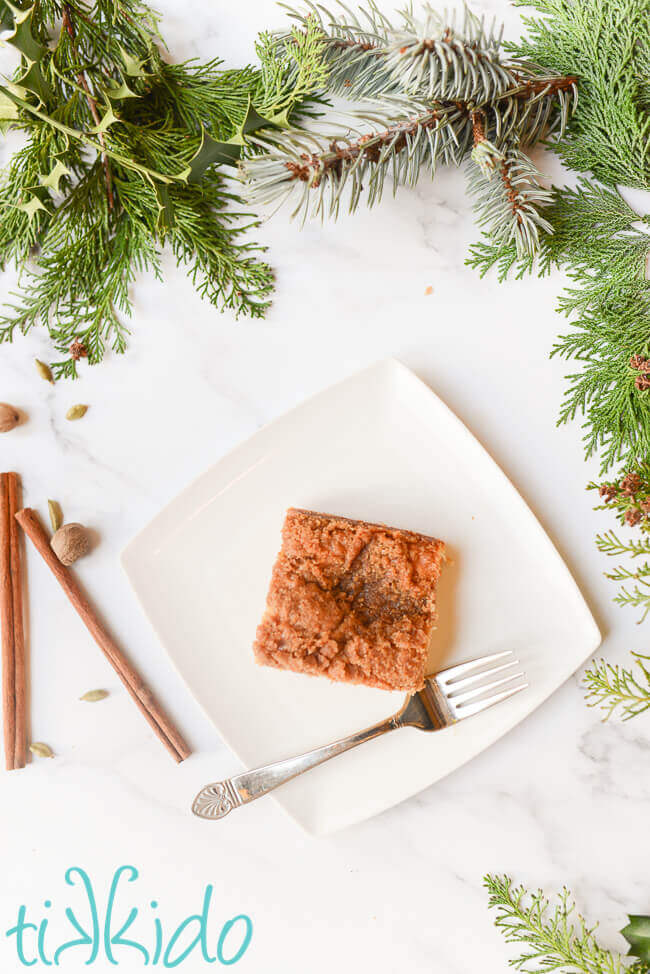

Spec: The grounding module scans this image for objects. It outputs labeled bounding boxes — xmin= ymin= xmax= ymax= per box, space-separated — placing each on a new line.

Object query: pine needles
xmin=467 ymin=143 xmax=553 ymax=258
xmin=242 ymin=2 xmax=577 ymax=259
xmin=485 ymin=874 xmax=648 ymax=973
xmin=0 ymin=0 xmax=328 ymax=375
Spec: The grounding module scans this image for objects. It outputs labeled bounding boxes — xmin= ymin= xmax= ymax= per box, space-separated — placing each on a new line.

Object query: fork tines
xmin=432 ymin=650 xmax=528 ymax=720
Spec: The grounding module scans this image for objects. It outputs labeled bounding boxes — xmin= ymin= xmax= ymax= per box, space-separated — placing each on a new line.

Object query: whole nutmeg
xmin=51 ymin=523 xmax=90 ymax=566
xmin=0 ymin=403 xmax=20 ymax=433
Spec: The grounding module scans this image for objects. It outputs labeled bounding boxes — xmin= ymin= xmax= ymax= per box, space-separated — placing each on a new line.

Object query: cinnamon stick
xmin=8 ymin=475 xmax=26 ymax=769
xmin=0 ymin=475 xmax=15 ymax=770
xmin=15 ymin=508 xmax=191 ymax=763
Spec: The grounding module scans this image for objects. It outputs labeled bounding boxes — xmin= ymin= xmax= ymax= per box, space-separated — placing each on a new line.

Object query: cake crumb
xmin=253 ymin=509 xmax=445 ymax=692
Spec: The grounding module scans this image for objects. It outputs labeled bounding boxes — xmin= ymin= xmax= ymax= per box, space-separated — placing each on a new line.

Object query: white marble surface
xmin=1 ymin=1 xmax=649 ymax=970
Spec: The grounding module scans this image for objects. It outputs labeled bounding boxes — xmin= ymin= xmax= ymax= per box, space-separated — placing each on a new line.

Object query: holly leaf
xmin=186 ymin=99 xmax=281 ymax=184
xmin=186 ymin=130 xmax=242 ymax=183
xmin=19 ymin=60 xmax=52 ymax=103
xmin=17 ymin=192 xmax=50 ymax=220
xmin=118 ymin=45 xmax=147 ymax=78
xmin=38 ymin=160 xmax=71 ymax=192
xmin=153 ymin=182 xmax=174 ymax=232
xmin=104 ymin=78 xmax=139 ymax=101
xmin=239 ymin=100 xmax=272 ymax=137
xmin=3 ymin=81 xmax=27 ymax=99
xmin=0 ymin=89 xmax=19 ymax=120
xmin=0 ymin=0 xmax=13 ymax=31
xmin=1 ymin=3 xmax=53 ymax=102
xmin=622 ymin=916 xmax=650 ymax=963
xmin=262 ymin=107 xmax=291 ymax=130
xmin=88 ymin=104 xmax=119 ymax=134
xmin=5 ymin=3 xmax=44 ymax=63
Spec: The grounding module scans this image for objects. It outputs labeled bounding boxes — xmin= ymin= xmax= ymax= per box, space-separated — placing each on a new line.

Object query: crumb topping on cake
xmin=253 ymin=509 xmax=445 ymax=692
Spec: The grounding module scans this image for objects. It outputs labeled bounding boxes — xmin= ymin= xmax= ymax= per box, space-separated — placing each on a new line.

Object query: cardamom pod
xmin=66 ymin=404 xmax=88 ymax=421
xmin=48 ymin=499 xmax=63 ymax=533
xmin=35 ymin=359 xmax=54 ymax=384
xmin=80 ymin=689 xmax=108 ymax=702
xmin=29 ymin=742 xmax=54 ymax=758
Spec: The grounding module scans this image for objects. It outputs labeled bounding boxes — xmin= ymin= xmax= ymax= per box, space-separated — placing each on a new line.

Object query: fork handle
xmin=192 ymin=715 xmax=398 ymax=820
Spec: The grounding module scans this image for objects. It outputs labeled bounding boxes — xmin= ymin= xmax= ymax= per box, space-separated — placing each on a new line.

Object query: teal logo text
xmin=6 ymin=866 xmax=253 ymax=967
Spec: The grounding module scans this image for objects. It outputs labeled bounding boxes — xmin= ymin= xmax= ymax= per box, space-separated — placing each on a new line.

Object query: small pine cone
xmin=625 ymin=508 xmax=643 ymax=526
xmin=635 ymin=373 xmax=650 ymax=391
xmin=640 ymin=499 xmax=650 ymax=514
xmin=70 ymin=340 xmax=88 ymax=361
xmin=630 ymin=354 xmax=647 ymax=370
xmin=621 ymin=472 xmax=643 ymax=496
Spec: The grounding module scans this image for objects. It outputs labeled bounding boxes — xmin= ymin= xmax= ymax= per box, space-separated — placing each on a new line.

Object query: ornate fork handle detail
xmin=192 ymin=781 xmax=241 ymax=820
xmin=192 ymin=717 xmax=397 ymax=820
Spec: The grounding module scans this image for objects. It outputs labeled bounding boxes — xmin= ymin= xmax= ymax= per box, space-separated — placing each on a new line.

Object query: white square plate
xmin=122 ymin=360 xmax=600 ymax=835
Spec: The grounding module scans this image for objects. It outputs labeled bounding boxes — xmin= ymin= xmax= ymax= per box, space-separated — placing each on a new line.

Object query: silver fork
xmin=192 ymin=651 xmax=527 ymax=820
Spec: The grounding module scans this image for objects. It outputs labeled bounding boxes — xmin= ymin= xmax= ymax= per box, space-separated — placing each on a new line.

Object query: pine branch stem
xmin=499 ymin=158 xmax=523 ymax=223
xmin=279 ymin=77 xmax=576 ymax=191
xmin=281 ymin=71 xmax=574 ymax=191
xmin=284 ymin=107 xmax=449 ymax=184
xmin=330 ymin=37 xmax=379 ymax=52
xmin=61 ymin=4 xmax=114 ymax=210
xmin=471 ymin=110 xmax=485 ymax=145
xmin=508 ymin=73 xmax=579 ymax=98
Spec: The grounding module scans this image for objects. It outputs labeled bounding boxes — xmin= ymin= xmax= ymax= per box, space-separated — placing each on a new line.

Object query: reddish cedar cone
xmin=599 ymin=484 xmax=618 ymax=502
xmin=621 ymin=473 xmax=643 ymax=496
xmin=69 ymin=340 xmax=88 ymax=361
xmin=630 ymin=354 xmax=650 ymax=371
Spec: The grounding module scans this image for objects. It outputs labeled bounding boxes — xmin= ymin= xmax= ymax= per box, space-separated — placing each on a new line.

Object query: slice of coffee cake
xmin=253 ymin=509 xmax=445 ymax=692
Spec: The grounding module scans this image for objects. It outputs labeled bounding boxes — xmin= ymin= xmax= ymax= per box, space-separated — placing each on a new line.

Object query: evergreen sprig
xmin=509 ymin=0 xmax=650 ymax=189
xmin=584 ymin=654 xmax=650 ymax=720
xmin=242 ymin=2 xmax=577 ymax=259
xmin=584 ymin=466 xmax=650 ymax=719
xmin=467 ymin=142 xmax=553 ymax=258
xmin=485 ymin=874 xmax=650 ymax=973
xmin=0 ymin=0 xmax=328 ymax=375
xmin=468 ymin=0 xmax=650 ymax=473
xmin=259 ymin=0 xmax=648 ymax=472
xmin=469 ymin=180 xmax=650 ymax=473
xmin=588 ymin=465 xmax=650 ymax=623
xmin=278 ymin=0 xmax=396 ymax=98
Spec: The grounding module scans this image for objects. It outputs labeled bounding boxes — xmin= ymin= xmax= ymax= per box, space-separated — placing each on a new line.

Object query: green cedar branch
xmin=0 ymin=0 xmax=329 ymax=374
xmin=584 ymin=654 xmax=650 ymax=719
xmin=588 ymin=464 xmax=650 ymax=623
xmin=486 ymin=874 xmax=650 ymax=973
xmin=468 ymin=0 xmax=650 ymax=474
